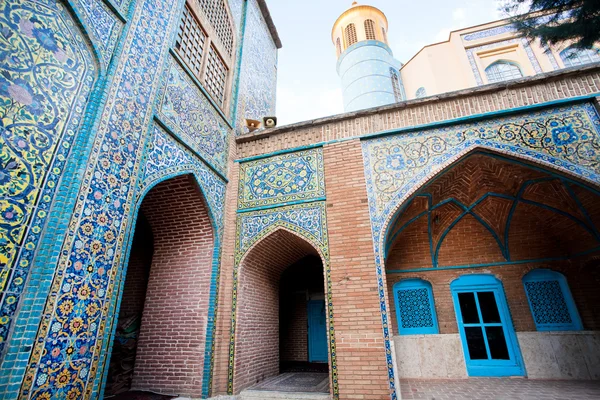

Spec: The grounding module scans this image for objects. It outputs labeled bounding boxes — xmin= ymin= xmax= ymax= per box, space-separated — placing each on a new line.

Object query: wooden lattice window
xmin=198 ymin=0 xmax=234 ymax=56
xmin=336 ymin=38 xmax=342 ymax=56
xmin=382 ymin=27 xmax=388 ymax=44
xmin=205 ymin=45 xmax=228 ymax=106
xmin=365 ymin=19 xmax=376 ymax=40
xmin=345 ymin=23 xmax=357 ymax=47
xmin=176 ymin=6 xmax=207 ymax=78
xmin=175 ymin=2 xmax=233 ymax=109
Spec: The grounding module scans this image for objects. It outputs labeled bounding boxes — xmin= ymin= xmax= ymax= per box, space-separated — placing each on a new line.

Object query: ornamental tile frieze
xmin=0 ymin=0 xmax=96 ymax=355
xmin=236 ymin=202 xmax=328 ymax=259
xmin=237 ymin=148 xmax=325 ymax=210
xmin=156 ymin=57 xmax=230 ymax=175
xmin=18 ymin=0 xmax=184 ymax=397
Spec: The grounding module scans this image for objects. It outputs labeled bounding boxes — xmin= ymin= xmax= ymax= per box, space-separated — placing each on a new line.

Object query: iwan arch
xmin=0 ymin=1 xmax=600 ymax=400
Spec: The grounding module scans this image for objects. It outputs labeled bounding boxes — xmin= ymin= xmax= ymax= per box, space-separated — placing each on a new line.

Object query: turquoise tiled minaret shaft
xmin=332 ymin=2 xmax=405 ymax=112
xmin=338 ymin=40 xmax=404 ymax=112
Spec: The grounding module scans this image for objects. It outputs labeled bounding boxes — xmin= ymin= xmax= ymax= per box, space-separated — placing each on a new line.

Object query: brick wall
xmin=233 ymin=229 xmax=319 ymax=392
xmin=236 ymin=66 xmax=600 ymax=159
xmin=118 ymin=214 xmax=153 ymax=319
xmin=387 ymin=256 xmax=600 ymax=336
xmin=386 ymin=205 xmax=600 ymax=334
xmin=280 ymin=293 xmax=308 ymax=362
xmin=324 ymin=139 xmax=393 ymax=400
xmin=211 ymin=130 xmax=241 ymax=395
xmin=384 ymin=151 xmax=600 ymax=337
xmin=131 ymin=175 xmax=214 ymax=397
xmin=209 ymin=71 xmax=600 ymax=399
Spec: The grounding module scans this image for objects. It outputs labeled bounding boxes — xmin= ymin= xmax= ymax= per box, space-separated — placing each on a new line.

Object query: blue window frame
xmin=522 ymin=269 xmax=583 ymax=332
xmin=415 ymin=87 xmax=427 ymax=98
xmin=393 ymin=279 xmax=439 ymax=335
xmin=451 ymin=274 xmax=525 ymax=377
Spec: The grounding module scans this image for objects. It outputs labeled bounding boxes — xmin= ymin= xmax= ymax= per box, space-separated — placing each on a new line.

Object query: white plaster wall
xmin=517 ymin=331 xmax=600 ymax=380
xmin=393 ymin=334 xmax=467 ymax=379
xmin=394 ymin=331 xmax=600 ymax=380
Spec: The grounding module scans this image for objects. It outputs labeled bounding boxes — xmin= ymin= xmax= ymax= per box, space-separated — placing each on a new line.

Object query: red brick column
xmin=323 ymin=139 xmax=392 ymax=400
xmin=211 ymin=136 xmax=241 ymax=395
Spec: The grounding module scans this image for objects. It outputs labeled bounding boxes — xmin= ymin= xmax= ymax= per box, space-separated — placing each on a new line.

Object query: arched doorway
xmin=233 ymin=229 xmax=330 ymax=397
xmin=383 ymin=151 xmax=600 ymax=382
xmin=104 ymin=174 xmax=215 ymax=398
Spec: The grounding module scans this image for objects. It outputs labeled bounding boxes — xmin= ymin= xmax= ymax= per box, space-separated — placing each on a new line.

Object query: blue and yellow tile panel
xmin=14 ymin=0 xmax=187 ymax=398
xmin=0 ymin=0 xmax=97 ymax=358
xmin=237 ymin=148 xmax=326 ymax=211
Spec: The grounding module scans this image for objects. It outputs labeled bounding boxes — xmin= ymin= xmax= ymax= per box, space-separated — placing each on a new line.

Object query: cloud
xmin=452 ymin=7 xmax=467 ymax=22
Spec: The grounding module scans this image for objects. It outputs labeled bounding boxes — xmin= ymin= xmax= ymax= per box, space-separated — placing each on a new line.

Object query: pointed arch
xmin=137 ymin=169 xmax=221 ymax=239
xmin=100 ymin=172 xmax=220 ymax=398
xmin=345 ymin=23 xmax=357 ymax=47
xmin=383 ymin=149 xmax=600 ymax=271
xmin=229 ymin=222 xmax=338 ymax=398
xmin=380 ymin=145 xmax=600 ymax=256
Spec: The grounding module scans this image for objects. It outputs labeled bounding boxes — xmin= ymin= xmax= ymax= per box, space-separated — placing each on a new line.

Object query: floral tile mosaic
xmin=234 ymin=0 xmax=277 ymax=135
xmin=156 ymin=57 xmax=231 ymax=175
xmin=0 ymin=0 xmax=97 ymax=357
xmin=75 ymin=0 xmax=123 ymax=68
xmin=15 ymin=0 xmax=186 ymax=398
xmin=237 ymin=148 xmax=325 ymax=210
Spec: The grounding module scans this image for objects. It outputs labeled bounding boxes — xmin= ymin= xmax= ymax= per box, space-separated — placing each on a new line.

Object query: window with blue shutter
xmin=522 ymin=269 xmax=583 ymax=332
xmin=393 ymin=279 xmax=439 ymax=335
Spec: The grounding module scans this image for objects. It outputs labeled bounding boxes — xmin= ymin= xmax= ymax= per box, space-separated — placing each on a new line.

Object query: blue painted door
xmin=307 ymin=300 xmax=328 ymax=362
xmin=451 ymin=275 xmax=524 ymax=377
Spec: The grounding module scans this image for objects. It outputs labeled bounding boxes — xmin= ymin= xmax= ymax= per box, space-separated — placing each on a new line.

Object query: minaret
xmin=332 ymin=1 xmax=405 ymax=112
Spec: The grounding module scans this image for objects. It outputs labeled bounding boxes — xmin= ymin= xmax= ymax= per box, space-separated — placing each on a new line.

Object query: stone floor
xmin=248 ymin=372 xmax=329 ymax=393
xmin=400 ymin=378 xmax=600 ymax=400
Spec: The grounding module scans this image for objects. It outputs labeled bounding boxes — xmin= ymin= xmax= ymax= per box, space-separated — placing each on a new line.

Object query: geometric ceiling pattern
xmin=385 ymin=152 xmax=600 ymax=269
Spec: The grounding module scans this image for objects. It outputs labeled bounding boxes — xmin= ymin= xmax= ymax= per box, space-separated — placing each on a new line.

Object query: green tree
xmin=503 ymin=0 xmax=600 ymax=49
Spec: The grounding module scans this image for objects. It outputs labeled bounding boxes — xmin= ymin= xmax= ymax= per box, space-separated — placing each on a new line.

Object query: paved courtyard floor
xmin=400 ymin=378 xmax=600 ymax=400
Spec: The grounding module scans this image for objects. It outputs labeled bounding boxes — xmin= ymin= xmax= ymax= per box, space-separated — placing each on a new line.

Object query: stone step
xmin=239 ymin=390 xmax=330 ymax=400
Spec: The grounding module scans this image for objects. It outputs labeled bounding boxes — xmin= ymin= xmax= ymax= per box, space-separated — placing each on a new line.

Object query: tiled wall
xmin=0 ymin=0 xmax=268 ymax=398
xmin=234 ymin=0 xmax=278 ymax=135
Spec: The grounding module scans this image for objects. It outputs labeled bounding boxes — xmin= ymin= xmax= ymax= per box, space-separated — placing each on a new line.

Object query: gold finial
xmin=352 ymin=1 xmax=358 ymax=5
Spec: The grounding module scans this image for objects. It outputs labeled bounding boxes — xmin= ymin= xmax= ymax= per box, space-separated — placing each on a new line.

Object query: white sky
xmin=268 ymin=0 xmax=506 ymax=125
